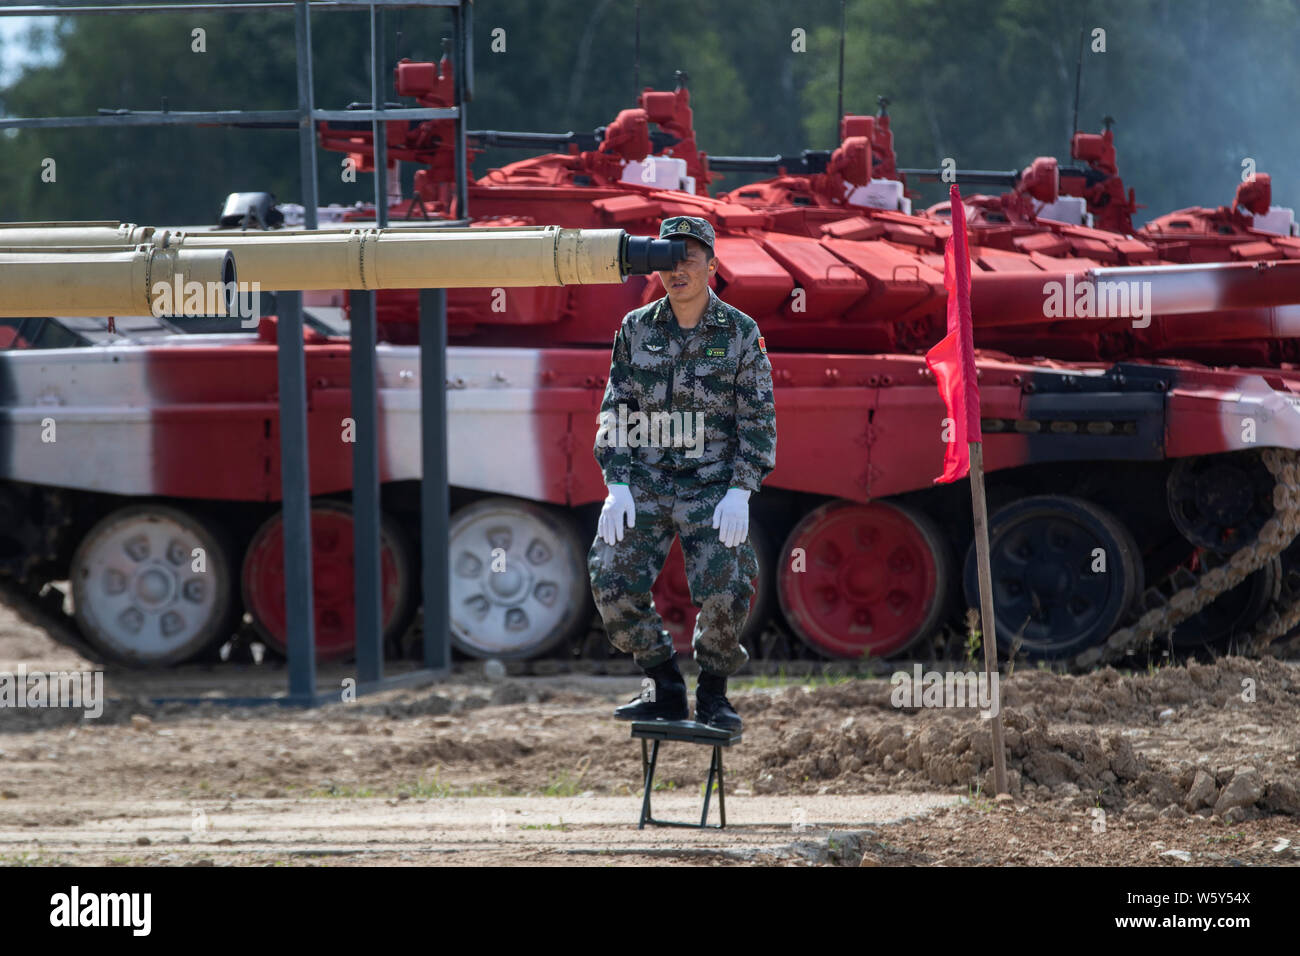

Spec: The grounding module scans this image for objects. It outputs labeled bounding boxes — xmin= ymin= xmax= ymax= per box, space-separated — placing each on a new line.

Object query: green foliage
xmin=806 ymin=0 xmax=1300 ymax=218
xmin=2 ymin=1 xmax=1298 ymax=225
xmin=964 ymin=780 xmax=995 ymax=812
xmin=520 ymin=818 xmax=569 ymax=831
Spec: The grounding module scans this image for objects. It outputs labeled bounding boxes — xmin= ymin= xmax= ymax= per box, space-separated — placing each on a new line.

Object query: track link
xmin=1069 ymin=448 xmax=1300 ymax=671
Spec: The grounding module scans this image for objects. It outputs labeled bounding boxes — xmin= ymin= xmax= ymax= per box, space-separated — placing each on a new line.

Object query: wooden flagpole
xmin=968 ymin=441 xmax=1009 ymax=796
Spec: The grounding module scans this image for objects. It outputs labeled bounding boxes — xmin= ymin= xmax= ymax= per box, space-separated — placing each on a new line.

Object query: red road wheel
xmin=241 ymin=500 xmax=415 ymax=661
xmin=651 ymin=521 xmax=772 ymax=657
xmin=777 ymin=500 xmax=951 ymax=659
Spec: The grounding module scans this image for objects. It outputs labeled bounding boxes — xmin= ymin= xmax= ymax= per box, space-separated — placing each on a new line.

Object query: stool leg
xmin=639 ymin=739 xmax=659 ymax=829
xmin=701 ymin=746 xmax=718 ymax=827
xmin=716 ymin=747 xmax=726 ymax=828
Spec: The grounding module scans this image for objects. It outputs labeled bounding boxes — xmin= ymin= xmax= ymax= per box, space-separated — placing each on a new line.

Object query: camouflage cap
xmin=659 ymin=215 xmax=716 ymax=255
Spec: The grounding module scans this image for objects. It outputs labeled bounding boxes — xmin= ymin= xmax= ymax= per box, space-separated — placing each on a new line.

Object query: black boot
xmin=695 ymin=670 xmax=742 ymax=732
xmin=613 ymin=653 xmax=688 ymax=721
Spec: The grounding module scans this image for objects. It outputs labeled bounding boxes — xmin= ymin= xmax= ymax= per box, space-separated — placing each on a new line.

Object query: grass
xmin=397 ymin=775 xmax=455 ymax=799
xmin=520 ymin=819 xmax=570 ymax=832
xmin=542 ymin=771 xmax=586 ymax=797
xmin=653 ymin=778 xmax=678 ymax=792
xmin=1146 ymin=653 xmax=1175 ymax=677
xmin=733 ymin=665 xmax=857 ymax=691
xmin=307 ymin=783 xmax=379 ymax=798
xmin=540 ymin=756 xmax=591 ymax=797
xmin=962 ymin=781 xmax=996 ymax=813
xmin=304 ymin=770 xmax=512 ymax=800
xmin=1 ymin=852 xmax=68 ymax=866
xmin=963 ymin=609 xmax=982 ymax=670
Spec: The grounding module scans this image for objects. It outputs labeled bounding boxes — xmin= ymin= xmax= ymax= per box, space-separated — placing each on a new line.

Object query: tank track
xmin=1069 ymin=447 xmax=1300 ymax=671
xmin=0 ymin=577 xmax=106 ymax=666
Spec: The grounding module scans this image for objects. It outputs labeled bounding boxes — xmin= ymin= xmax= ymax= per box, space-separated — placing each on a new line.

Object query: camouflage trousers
xmin=588 ymin=481 xmax=756 ymax=676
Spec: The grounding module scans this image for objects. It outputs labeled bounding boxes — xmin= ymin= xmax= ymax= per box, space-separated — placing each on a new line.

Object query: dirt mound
xmin=754 ymin=657 xmax=1300 ymax=820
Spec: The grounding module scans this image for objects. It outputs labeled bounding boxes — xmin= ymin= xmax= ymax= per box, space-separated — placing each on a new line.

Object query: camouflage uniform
xmin=588 ymin=217 xmax=777 ymax=676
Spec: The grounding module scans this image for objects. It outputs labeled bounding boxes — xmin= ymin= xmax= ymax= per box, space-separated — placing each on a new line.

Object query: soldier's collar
xmin=654 ymin=289 xmax=729 ymax=327
xmin=704 ymin=289 xmax=730 ymax=327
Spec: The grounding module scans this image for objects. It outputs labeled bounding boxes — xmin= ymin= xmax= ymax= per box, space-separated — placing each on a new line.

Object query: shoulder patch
xmin=758 ymin=336 xmax=766 ymax=354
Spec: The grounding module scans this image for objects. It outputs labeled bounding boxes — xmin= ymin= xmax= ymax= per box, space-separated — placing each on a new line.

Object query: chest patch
xmin=705 ymin=347 xmax=728 ymax=357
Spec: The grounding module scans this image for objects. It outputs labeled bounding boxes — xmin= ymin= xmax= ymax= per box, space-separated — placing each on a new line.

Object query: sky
xmin=0 ymin=16 xmax=56 ymax=92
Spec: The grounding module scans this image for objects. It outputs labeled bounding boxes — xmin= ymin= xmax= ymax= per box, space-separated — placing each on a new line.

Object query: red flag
xmin=924 ymin=184 xmax=981 ymax=483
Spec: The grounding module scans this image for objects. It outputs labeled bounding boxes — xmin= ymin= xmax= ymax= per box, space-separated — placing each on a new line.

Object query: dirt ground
xmin=2 ymin=604 xmax=1299 ymax=867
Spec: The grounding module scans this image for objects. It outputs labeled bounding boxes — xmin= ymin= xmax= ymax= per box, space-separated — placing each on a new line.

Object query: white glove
xmin=712 ymin=487 xmax=751 ymax=548
xmin=598 ymin=483 xmax=636 ymax=546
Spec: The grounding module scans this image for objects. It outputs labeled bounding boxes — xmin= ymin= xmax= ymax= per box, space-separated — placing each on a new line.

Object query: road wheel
xmin=70 ymin=503 xmax=237 ymax=667
xmin=778 ymin=499 xmax=951 ymax=659
xmin=1167 ymin=452 xmax=1275 ymax=552
xmin=241 ymin=500 xmax=415 ymax=661
xmin=448 ymin=497 xmax=590 ymax=659
xmin=965 ymin=495 xmax=1141 ymax=661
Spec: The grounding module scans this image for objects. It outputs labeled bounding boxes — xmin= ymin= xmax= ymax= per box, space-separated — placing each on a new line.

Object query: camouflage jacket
xmin=594 ymin=288 xmax=776 ymax=493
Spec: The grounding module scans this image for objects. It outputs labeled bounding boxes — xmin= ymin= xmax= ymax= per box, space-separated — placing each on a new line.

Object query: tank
xmin=304 ymin=59 xmax=1300 ymax=667
xmin=7 ymin=59 xmax=1300 ymax=674
xmin=0 ymin=223 xmax=680 ymax=666
xmin=891 ymin=119 xmax=1300 ymax=365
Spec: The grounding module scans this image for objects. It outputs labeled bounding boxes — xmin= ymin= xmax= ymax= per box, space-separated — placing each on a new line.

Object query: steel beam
xmin=275 ymin=291 xmax=319 ymax=701
xmin=419 ymin=288 xmax=451 ymax=671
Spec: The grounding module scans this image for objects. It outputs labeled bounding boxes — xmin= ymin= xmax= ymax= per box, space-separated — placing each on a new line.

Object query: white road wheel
xmin=71 ymin=504 xmax=235 ymax=667
xmin=448 ymin=497 xmax=590 ymax=659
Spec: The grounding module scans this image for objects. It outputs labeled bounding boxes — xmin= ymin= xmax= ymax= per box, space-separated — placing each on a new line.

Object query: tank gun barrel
xmin=900 ymin=167 xmax=1020 ymax=186
xmin=707 ymin=151 xmax=834 ymax=175
xmin=0 ymin=224 xmax=683 ymax=294
xmin=0 ymin=245 xmax=236 ymax=318
xmin=467 ymin=128 xmax=681 ymax=153
xmin=320 ymin=122 xmax=681 ymax=155
xmin=900 ymin=166 xmax=1102 ymax=188
xmin=973 ymin=261 xmax=1300 ymax=328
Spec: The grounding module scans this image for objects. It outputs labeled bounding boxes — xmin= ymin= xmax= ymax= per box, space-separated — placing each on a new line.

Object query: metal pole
xmin=371 ymin=2 xmax=390 ymax=228
xmin=968 ymin=441 xmax=1009 ymax=796
xmin=453 ymin=1 xmax=469 ymax=218
xmin=836 ymin=0 xmax=846 ymax=135
xmin=276 ymin=291 xmax=318 ymax=700
xmin=351 ymin=288 xmax=384 ymax=683
xmin=419 ymin=288 xmax=450 ymax=671
xmin=295 ymin=0 xmax=319 ymax=230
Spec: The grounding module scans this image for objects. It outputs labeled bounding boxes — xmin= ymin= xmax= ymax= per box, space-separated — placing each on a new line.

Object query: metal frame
xmin=631 ymin=721 xmax=742 ymax=829
xmin=5 ymin=0 xmax=467 ymax=705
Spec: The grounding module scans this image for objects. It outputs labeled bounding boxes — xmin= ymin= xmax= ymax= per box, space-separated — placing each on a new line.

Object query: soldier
xmin=588 ymin=215 xmax=777 ymax=731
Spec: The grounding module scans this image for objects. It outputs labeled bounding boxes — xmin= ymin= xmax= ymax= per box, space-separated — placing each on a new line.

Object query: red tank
xmin=5 ymin=55 xmax=1300 ymax=674
xmin=308 ymin=58 xmax=1300 ymax=667
xmin=889 ymin=119 xmax=1300 ymax=365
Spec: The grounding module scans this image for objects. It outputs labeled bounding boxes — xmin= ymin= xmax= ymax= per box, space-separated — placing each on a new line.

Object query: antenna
xmin=1071 ymin=26 xmax=1085 ymax=153
xmin=836 ymin=0 xmax=847 ymax=139
xmin=634 ymin=1 xmax=641 ymax=99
